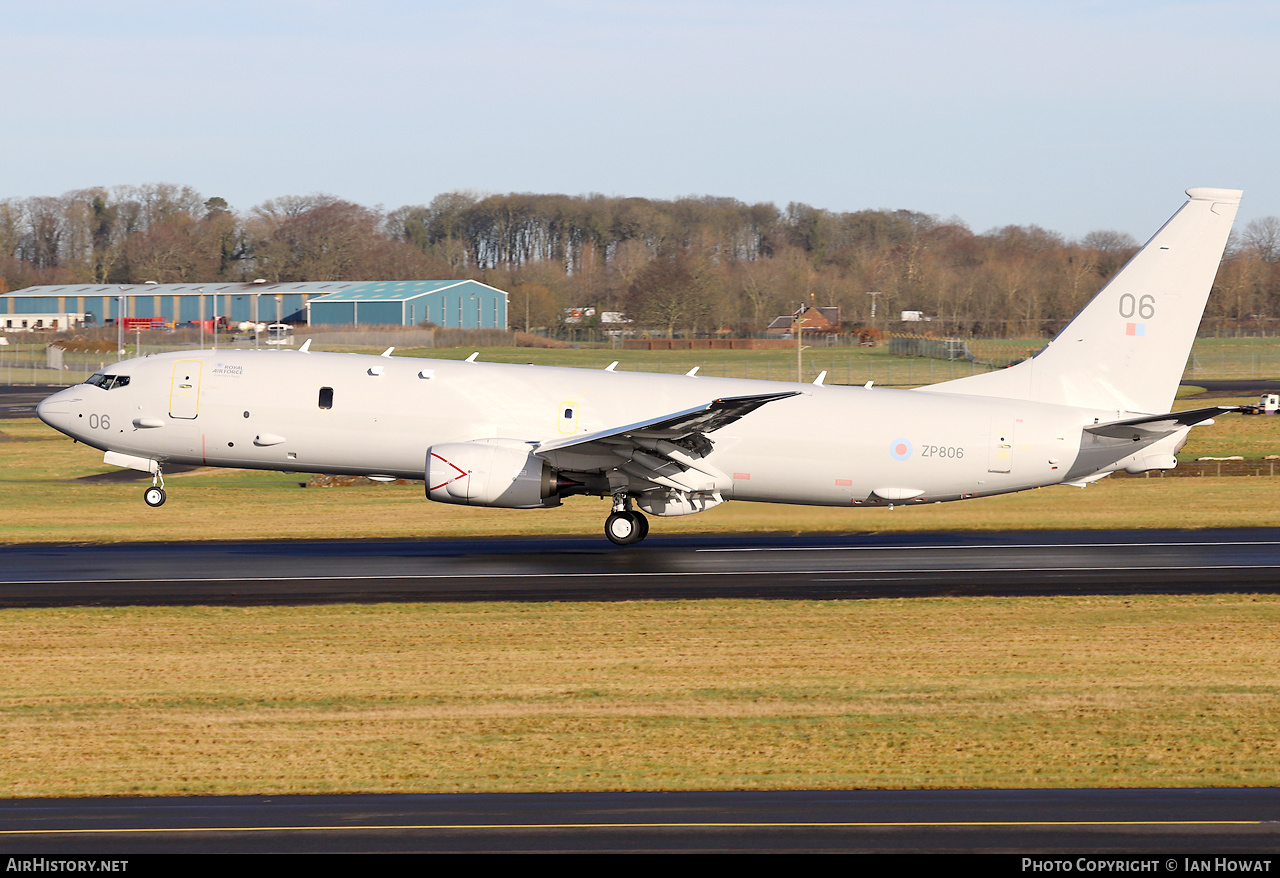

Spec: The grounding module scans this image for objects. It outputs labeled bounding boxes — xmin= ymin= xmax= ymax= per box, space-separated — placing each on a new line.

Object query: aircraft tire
xmin=605 ymin=511 xmax=646 ymax=546
xmin=144 ymin=487 xmax=167 ymax=508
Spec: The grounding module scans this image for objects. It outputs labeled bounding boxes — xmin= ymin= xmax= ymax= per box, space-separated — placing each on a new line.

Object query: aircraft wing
xmin=1084 ymin=405 xmax=1238 ymax=440
xmin=536 ymin=391 xmax=799 ymax=455
xmin=534 ymin=391 xmax=799 ymax=489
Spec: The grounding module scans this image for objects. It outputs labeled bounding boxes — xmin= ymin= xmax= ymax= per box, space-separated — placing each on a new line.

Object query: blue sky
xmin=5 ymin=1 xmax=1276 ymax=239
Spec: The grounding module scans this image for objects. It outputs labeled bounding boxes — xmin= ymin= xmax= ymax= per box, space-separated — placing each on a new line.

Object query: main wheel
xmin=605 ymin=511 xmax=647 ymax=546
xmin=633 ymin=510 xmax=649 ymax=541
xmin=144 ymin=486 xmax=167 ymax=507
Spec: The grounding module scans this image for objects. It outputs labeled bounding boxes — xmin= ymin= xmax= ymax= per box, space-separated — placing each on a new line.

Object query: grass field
xmin=4 ymin=596 xmax=1280 ymax=797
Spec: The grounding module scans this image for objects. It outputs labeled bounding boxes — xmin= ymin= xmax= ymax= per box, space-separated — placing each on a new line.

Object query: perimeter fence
xmin=2 ymin=331 xmax=1277 ymax=387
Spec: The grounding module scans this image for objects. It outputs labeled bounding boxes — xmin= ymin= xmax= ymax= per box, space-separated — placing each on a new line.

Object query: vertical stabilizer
xmin=927 ymin=188 xmax=1242 ymax=414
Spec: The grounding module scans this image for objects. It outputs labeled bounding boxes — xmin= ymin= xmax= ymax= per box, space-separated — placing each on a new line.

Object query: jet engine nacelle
xmin=427 ymin=440 xmax=561 ymax=508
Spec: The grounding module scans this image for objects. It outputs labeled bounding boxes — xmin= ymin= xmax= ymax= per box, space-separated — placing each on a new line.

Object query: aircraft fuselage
xmin=37 ymin=348 xmax=1143 ymax=509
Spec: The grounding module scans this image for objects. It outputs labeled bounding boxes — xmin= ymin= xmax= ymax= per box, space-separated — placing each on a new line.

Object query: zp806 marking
xmin=921 ymin=444 xmax=964 ymax=459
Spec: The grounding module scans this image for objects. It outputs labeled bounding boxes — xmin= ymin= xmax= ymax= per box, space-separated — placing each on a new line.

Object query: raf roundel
xmin=890 ymin=438 xmax=913 ymax=461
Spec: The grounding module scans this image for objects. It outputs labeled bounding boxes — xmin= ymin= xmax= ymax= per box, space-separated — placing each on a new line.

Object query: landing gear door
xmin=169 ymin=360 xmax=202 ymax=419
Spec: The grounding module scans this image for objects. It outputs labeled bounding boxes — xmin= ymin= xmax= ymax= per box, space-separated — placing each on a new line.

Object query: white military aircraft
xmin=38 ymin=187 xmax=1243 ymax=545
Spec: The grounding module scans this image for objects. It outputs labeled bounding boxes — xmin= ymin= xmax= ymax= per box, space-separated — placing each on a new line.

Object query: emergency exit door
xmin=169 ymin=360 xmax=203 ymax=419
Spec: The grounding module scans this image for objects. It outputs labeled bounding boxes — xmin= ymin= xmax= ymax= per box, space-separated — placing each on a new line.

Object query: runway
xmin=4 ymin=789 xmax=1280 ymax=854
xmin=3 ymin=529 xmax=1279 ymax=607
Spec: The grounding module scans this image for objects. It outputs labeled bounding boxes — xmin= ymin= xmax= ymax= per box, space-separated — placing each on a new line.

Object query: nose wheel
xmin=143 ymin=465 xmax=166 ymax=507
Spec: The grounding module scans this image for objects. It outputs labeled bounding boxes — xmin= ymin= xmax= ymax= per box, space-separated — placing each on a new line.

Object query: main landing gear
xmin=605 ymin=493 xmax=649 ymax=546
xmin=143 ymin=465 xmax=166 ymax=508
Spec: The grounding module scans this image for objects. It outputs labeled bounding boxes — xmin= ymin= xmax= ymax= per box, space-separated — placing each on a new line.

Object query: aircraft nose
xmin=36 ymin=387 xmax=81 ymax=430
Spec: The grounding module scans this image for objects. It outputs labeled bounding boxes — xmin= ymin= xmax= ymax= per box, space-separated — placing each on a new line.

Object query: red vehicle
xmin=185 ymin=318 xmax=228 ymax=333
xmin=120 ymin=317 xmax=172 ymax=331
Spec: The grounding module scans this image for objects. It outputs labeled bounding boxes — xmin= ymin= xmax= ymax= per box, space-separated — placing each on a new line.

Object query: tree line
xmin=3 ymin=183 xmax=1278 ymax=338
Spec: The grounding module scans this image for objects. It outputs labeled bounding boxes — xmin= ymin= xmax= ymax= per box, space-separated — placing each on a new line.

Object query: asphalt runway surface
xmin=4 ymin=789 xmax=1280 ymax=854
xmin=3 ymin=529 xmax=1279 ymax=607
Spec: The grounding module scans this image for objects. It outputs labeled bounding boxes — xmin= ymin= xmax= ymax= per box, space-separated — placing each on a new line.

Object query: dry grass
xmin=3 ymin=596 xmax=1279 ymax=797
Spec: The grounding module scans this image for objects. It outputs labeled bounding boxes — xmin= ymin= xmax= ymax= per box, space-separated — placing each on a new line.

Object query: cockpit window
xmin=85 ymin=373 xmax=130 ymax=390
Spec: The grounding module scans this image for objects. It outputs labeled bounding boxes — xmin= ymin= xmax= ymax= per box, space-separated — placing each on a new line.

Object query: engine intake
xmin=427 ymin=440 xmax=561 ymax=508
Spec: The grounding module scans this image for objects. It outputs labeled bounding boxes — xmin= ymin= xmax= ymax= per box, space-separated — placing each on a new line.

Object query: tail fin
xmin=928 ymin=187 xmax=1242 ymax=413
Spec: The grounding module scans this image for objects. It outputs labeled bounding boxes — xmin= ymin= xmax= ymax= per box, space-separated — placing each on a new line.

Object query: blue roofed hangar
xmin=0 ymin=279 xmax=508 ymax=329
xmin=306 ymin=280 xmax=507 ymax=328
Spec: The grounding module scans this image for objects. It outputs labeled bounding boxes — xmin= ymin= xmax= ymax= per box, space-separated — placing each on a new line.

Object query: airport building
xmin=0 ymin=279 xmax=508 ymax=329
xmin=305 ymin=280 xmax=507 ymax=328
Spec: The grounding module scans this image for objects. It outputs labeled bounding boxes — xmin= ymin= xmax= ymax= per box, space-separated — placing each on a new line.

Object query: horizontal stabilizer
xmin=1084 ymin=405 xmax=1236 ymax=440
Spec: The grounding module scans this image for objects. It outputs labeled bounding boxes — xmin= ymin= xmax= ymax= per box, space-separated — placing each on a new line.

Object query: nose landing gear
xmin=605 ymin=492 xmax=649 ymax=546
xmin=143 ymin=466 xmax=166 ymax=507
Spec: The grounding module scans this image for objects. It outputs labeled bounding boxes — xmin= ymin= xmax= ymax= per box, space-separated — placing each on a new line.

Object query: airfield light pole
xmin=793 ymin=303 xmax=809 ymax=383
xmin=196 ymin=288 xmax=205 ymax=349
xmin=865 ymin=290 xmax=885 ymax=343
xmin=865 ymin=295 xmax=885 ymax=337
xmin=116 ymin=291 xmax=126 ymax=362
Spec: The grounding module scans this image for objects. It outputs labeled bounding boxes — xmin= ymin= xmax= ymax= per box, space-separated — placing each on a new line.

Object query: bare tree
xmin=625 ymin=251 xmax=715 ymax=339
xmin=1081 ymin=229 xmax=1139 ymax=276
xmin=1242 ymin=216 xmax=1280 ymax=263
